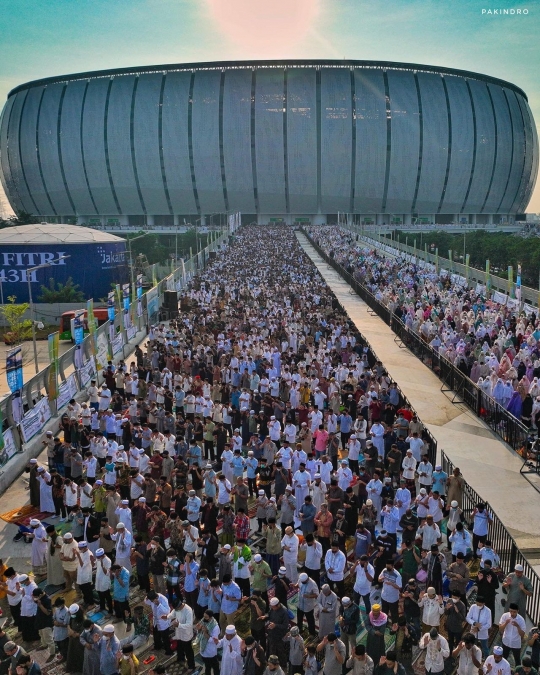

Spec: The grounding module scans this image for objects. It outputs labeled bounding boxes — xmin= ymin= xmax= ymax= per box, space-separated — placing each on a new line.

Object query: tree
xmin=0 ymin=211 xmax=39 ymax=229
xmin=0 ymin=296 xmax=33 ymax=345
xmin=37 ymin=277 xmax=86 ymax=303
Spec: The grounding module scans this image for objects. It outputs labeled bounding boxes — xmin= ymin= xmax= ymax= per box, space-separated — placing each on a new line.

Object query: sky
xmin=1 ymin=0 xmax=539 ymax=215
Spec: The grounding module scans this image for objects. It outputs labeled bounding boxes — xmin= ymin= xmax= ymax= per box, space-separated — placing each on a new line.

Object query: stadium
xmin=0 ymin=59 xmax=538 ymax=226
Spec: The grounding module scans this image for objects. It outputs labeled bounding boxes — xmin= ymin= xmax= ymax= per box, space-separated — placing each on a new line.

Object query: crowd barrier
xmin=0 ymin=232 xmax=229 ymax=473
xmin=302 ymin=229 xmax=530 ymax=456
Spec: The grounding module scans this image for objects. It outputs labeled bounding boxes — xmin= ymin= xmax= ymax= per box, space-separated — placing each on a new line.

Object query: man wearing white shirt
xmin=336 ymin=460 xmax=353 ymax=491
xmin=406 ymin=432 xmax=425 ymax=462
xmin=169 ymin=596 xmax=195 ymax=669
xmin=300 ymin=534 xmax=323 ymax=587
xmin=284 ymin=422 xmax=297 ymax=445
xmin=313 ymin=388 xmax=327 ymax=410
xmin=482 ymin=647 xmax=511 ymax=675
xmin=293 ymin=464 xmax=311 ymax=517
xmin=420 ymin=627 xmax=450 ymax=675
xmin=326 ymin=412 xmax=338 ymax=434
xmin=145 ymin=590 xmax=173 ymax=655
xmin=353 ymin=415 xmax=367 ymax=449
xmin=499 ymin=604 xmax=526 ymax=665
xmin=318 ymin=456 xmax=332 ymax=485
xmin=324 ymin=543 xmax=346 ymax=596
xmin=418 ymin=456 xmax=433 ymax=489
xmin=281 ymin=527 xmax=300 ymax=583
xmin=466 ymin=596 xmax=492 ymax=657
xmin=98 ymin=386 xmax=111 ymax=412
xmin=395 ymin=479 xmax=412 ymax=520
xmin=269 ymin=417 xmax=282 ymax=445
xmin=352 ymin=556 xmax=375 ymax=613
xmin=378 ymin=560 xmax=402 ymax=622
xmin=347 ymin=435 xmax=361 ymax=475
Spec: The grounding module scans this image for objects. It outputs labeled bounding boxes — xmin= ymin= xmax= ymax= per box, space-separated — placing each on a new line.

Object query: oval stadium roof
xmin=0 ymin=224 xmax=125 ymax=245
xmin=7 ymin=59 xmax=528 ymax=101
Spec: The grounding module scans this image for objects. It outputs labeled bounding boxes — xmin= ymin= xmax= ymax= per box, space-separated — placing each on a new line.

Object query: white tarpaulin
xmin=492 ymin=290 xmax=508 ymax=305
xmin=0 ymin=428 xmax=18 ymax=467
xmin=20 ymin=397 xmax=52 ymax=443
xmin=78 ymin=357 xmax=97 ymax=389
xmin=523 ymin=303 xmax=536 ymax=316
xmin=112 ymin=332 xmax=124 ymax=356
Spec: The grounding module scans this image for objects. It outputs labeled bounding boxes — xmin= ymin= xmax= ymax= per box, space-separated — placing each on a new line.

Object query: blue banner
xmin=122 ymin=283 xmax=130 ymax=310
xmin=6 ymin=346 xmax=23 ymax=393
xmin=107 ymin=291 xmax=115 ymax=322
xmin=73 ymin=310 xmax=85 ymax=345
xmin=136 ymin=274 xmax=143 ymax=299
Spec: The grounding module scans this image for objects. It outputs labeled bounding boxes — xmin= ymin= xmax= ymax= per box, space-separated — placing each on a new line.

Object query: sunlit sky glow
xmin=1 ymin=0 xmax=539 ymax=214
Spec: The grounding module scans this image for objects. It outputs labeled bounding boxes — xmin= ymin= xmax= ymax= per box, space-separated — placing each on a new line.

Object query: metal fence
xmin=441 ymin=450 xmax=540 ymax=626
xmin=303 ymin=229 xmax=530 ymax=456
xmin=0 ymin=232 xmax=229 ymax=458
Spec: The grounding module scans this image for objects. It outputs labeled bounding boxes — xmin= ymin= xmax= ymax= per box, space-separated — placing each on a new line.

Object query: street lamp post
xmin=126 ymin=233 xmax=149 ymax=288
xmin=26 ymin=255 xmax=70 ymax=373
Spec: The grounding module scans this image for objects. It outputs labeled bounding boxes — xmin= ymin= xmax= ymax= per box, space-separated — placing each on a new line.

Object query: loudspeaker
xmin=163 ymin=290 xmax=178 ymax=311
xmin=209 ymin=251 xmax=217 ymax=260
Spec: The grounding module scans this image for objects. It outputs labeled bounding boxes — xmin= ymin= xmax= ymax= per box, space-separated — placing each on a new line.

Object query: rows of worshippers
xmin=1 ymin=227 xmax=537 ymax=675
xmin=306 ymin=226 xmax=540 ymax=431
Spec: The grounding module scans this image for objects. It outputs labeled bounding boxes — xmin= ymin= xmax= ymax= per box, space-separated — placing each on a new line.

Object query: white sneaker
xmin=59 ymin=518 xmax=66 ymax=522
xmin=50 ymin=515 xmax=58 ymax=519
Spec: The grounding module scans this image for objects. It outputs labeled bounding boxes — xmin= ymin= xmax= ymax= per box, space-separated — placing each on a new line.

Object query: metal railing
xmin=441 ymin=451 xmax=540 ymax=626
xmin=302 ymin=229 xmax=530 ymax=457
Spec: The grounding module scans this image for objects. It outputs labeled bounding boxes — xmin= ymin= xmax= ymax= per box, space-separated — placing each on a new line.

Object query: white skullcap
xmin=96 ymin=548 xmax=105 ymax=557
xmin=116 ymin=522 xmax=125 ymax=529
xmin=69 ymin=603 xmax=80 ymax=614
xmin=18 ymin=574 xmax=28 ymax=582
xmin=258 ymin=489 xmax=265 ymax=495
xmin=138 ymin=497 xmax=146 ymax=502
xmin=78 ymin=541 xmax=88 ymax=548
xmin=270 ymin=597 xmax=280 ymax=606
xmin=103 ymin=624 xmax=115 ymax=634
xmin=225 ymin=625 xmax=236 ymax=635
xmin=30 ymin=519 xmax=40 ymax=526
xmin=29 ymin=459 xmax=38 ymax=464
xmin=342 ymin=597 xmax=351 ymax=605
xmin=299 ymin=573 xmax=308 ymax=582
xmin=121 ymin=500 xmax=129 ymax=505
xmin=314 ymin=473 xmax=321 ymax=478
xmin=63 ymin=532 xmax=73 ymax=540
xmin=254 ymin=554 xmax=262 ymax=562
xmin=493 ymin=647 xmax=503 ymax=656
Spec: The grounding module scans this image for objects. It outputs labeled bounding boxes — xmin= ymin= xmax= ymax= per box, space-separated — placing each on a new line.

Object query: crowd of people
xmin=306 ymin=226 xmax=540 ymax=430
xmin=0 ymin=226 xmax=538 ymax=675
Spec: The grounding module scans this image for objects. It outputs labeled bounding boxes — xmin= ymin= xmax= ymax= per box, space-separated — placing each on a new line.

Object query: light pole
xmin=26 ymin=255 xmax=70 ymax=373
xmin=126 ymin=233 xmax=149 ymax=288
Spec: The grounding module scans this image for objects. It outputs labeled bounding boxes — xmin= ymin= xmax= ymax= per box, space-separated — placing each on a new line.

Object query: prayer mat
xmin=0 ymin=504 xmax=50 ymax=525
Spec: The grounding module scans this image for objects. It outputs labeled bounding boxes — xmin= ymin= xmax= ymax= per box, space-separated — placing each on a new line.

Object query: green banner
xmin=485 ymin=260 xmax=491 ymax=293
xmin=508 ymin=266 xmax=514 ymax=297
xmin=48 ymin=332 xmax=59 ymax=401
xmin=87 ymin=299 xmax=97 ymax=356
xmin=465 ymin=253 xmax=470 ymax=280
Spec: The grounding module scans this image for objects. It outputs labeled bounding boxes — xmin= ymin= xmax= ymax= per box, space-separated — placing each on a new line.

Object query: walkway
xmin=298 ymin=232 xmax=540 ymax=561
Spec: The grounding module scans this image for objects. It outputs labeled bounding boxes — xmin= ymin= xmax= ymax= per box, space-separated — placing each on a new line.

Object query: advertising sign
xmin=78 ymin=356 xmax=97 ymax=389
xmin=57 ymin=373 xmax=79 ymax=411
xmin=6 ymin=346 xmax=23 ymax=393
xmin=0 ymin=427 xmax=17 ymax=468
xmin=146 ymin=286 xmax=159 ymax=319
xmin=20 ymin=397 xmax=52 ymax=444
xmin=112 ymin=332 xmax=124 ymax=356
xmin=0 ymin=243 xmax=127 ymax=303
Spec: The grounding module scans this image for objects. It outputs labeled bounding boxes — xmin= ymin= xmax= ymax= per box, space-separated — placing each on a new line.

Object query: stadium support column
xmin=376 ymin=214 xmax=383 ymax=226
xmin=454 ymin=214 xmax=460 ymax=224
xmin=146 ymin=215 xmax=154 ymax=227
xmin=173 ymin=215 xmax=180 ymax=226
xmin=471 ymin=214 xmax=477 ymax=225
xmin=487 ymin=214 xmax=493 ymax=225
xmin=404 ymin=214 xmax=411 ymax=225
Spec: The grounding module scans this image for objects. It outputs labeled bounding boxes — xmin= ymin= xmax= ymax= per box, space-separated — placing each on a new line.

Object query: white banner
xmin=493 ymin=290 xmax=508 ymax=305
xmin=95 ymin=332 xmax=109 ymax=370
xmin=78 ymin=356 xmax=97 ymax=389
xmin=57 ymin=373 xmax=79 ymax=411
xmin=523 ymin=303 xmax=536 ymax=316
xmin=20 ymin=397 xmax=52 ymax=444
xmin=475 ymin=283 xmax=486 ymax=296
xmin=112 ymin=332 xmax=124 ymax=356
xmin=0 ymin=428 xmax=18 ymax=467
xmin=127 ymin=325 xmax=137 ymax=340
xmin=165 ymin=275 xmax=176 ymax=291
xmin=506 ymin=298 xmax=520 ymax=310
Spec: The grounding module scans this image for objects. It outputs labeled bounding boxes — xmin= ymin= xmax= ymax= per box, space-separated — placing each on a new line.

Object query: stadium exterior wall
xmin=0 ymin=60 xmax=538 ymax=224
